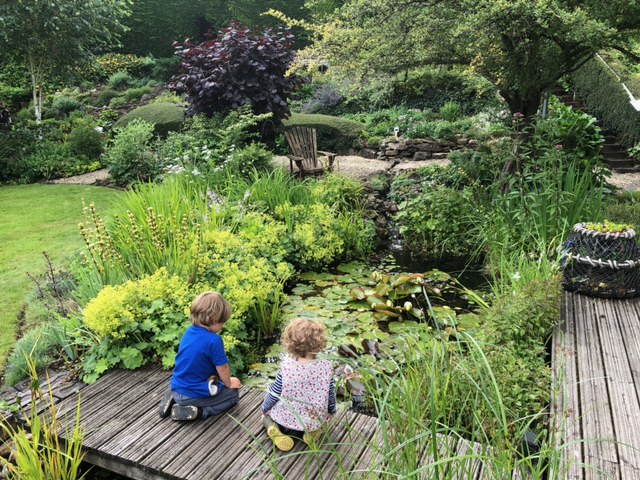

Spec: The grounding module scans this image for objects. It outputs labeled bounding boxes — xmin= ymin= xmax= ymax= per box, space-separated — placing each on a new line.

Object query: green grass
xmin=0 ymin=184 xmax=122 ymax=371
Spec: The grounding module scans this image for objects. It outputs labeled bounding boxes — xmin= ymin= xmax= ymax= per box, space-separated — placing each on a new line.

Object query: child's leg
xmin=263 ymin=416 xmax=294 ymax=452
xmin=172 ymin=388 xmax=240 ymax=420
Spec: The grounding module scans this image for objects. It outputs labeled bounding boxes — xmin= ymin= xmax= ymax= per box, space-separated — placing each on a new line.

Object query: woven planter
xmin=562 ymin=223 xmax=640 ymax=299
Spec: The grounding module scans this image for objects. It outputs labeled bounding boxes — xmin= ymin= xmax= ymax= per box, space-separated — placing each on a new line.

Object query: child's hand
xmin=229 ymin=377 xmax=242 ymax=389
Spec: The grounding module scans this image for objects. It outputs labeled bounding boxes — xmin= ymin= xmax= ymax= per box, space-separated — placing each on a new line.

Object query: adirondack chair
xmin=285 ymin=126 xmax=336 ymax=177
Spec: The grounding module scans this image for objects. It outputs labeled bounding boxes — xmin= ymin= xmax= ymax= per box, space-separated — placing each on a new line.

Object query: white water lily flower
xmin=404 ymin=301 xmax=412 ymax=311
xmin=386 ymin=300 xmax=393 ymax=307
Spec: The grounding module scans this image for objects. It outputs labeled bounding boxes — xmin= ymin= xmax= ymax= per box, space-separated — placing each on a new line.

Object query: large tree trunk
xmin=500 ymin=88 xmax=543 ymax=118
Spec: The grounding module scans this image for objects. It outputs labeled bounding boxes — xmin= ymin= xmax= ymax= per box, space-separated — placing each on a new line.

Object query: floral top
xmin=262 ymin=358 xmax=336 ymax=432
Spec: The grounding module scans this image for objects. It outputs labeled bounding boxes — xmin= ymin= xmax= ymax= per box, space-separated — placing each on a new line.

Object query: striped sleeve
xmin=261 ymin=371 xmax=283 ymax=413
xmin=328 ymin=378 xmax=337 ymax=414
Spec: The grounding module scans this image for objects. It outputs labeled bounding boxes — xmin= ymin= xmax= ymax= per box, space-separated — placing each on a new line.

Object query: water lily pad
xmin=337 ymin=261 xmax=364 ymax=273
xmin=315 ymin=279 xmax=336 ymax=288
xmin=242 ymin=377 xmax=269 ymax=389
xmin=292 ymin=284 xmax=317 ymax=295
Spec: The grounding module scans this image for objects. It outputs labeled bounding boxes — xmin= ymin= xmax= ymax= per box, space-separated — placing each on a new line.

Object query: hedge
xmin=572 ymin=56 xmax=640 ymax=148
xmin=112 ymin=102 xmax=185 ymax=137
xmin=283 ymin=113 xmax=365 ymax=153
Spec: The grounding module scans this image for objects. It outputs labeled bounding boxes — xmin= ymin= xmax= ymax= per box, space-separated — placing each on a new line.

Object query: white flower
xmin=512 ymin=271 xmax=521 ymax=281
xmin=386 ymin=300 xmax=393 ymax=307
xmin=94 ymin=126 xmax=104 ymax=133
xmin=404 ymin=301 xmax=412 ymax=311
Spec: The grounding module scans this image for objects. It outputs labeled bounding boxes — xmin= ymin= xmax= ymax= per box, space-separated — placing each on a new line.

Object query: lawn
xmin=0 ymin=184 xmax=122 ymax=370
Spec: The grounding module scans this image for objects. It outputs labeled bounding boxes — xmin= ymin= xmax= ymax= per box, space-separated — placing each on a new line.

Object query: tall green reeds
xmin=0 ymin=359 xmax=86 ymax=480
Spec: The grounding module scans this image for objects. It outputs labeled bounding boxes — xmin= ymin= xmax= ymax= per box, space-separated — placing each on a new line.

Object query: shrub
xmin=22 ymin=142 xmax=78 ymax=181
xmin=301 ymin=83 xmax=344 ymax=114
xmin=0 ymin=126 xmax=38 ymax=182
xmin=107 ymin=71 xmax=133 ymax=90
xmin=275 ymin=202 xmax=346 ymax=270
xmin=439 ymin=100 xmax=463 ymax=121
xmin=150 ymin=56 xmax=180 ymax=82
xmin=81 ymin=268 xmax=193 ymax=382
xmin=68 ymin=125 xmax=103 ymax=160
xmin=533 ymin=96 xmax=604 ymax=161
xmin=121 ymin=85 xmax=153 ymax=103
xmin=223 ymin=142 xmax=273 ymax=179
xmin=395 ymin=183 xmax=482 ymax=259
xmin=4 ymin=323 xmax=57 ymax=386
xmin=94 ymin=88 xmax=121 ymax=107
xmin=283 ymin=113 xmax=365 ymax=152
xmin=169 ymin=21 xmax=306 ymax=136
xmin=104 ymin=118 xmax=158 ymax=186
xmin=50 ymin=96 xmax=81 ymax=116
xmin=94 ymin=53 xmax=148 ymax=79
xmin=0 ymin=83 xmax=31 ymax=111
xmin=112 ymin=102 xmax=184 ymax=137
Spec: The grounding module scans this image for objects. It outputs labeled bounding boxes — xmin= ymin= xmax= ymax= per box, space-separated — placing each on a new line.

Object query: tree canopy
xmin=300 ymin=0 xmax=640 ymax=116
xmin=0 ymin=0 xmax=130 ymax=123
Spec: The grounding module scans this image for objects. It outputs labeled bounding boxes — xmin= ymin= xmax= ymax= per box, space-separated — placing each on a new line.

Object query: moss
xmin=112 ymin=102 xmax=185 ymax=137
xmin=283 ymin=113 xmax=365 ymax=153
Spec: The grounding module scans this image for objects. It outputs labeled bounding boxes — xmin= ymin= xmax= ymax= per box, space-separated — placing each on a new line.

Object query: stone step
xmin=611 ymin=166 xmax=640 ymax=174
xmin=606 ymin=158 xmax=637 ymax=169
xmin=603 ymin=151 xmax=631 ymax=160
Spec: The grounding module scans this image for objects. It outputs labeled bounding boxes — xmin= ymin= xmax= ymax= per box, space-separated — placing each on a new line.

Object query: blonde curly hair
xmin=282 ymin=317 xmax=328 ymax=358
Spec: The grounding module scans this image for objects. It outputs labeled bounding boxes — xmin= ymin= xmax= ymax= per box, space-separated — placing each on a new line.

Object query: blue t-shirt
xmin=170 ymin=325 xmax=229 ymax=398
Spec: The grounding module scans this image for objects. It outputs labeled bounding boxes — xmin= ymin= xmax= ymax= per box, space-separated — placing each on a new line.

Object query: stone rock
xmin=413 ymin=151 xmax=431 ymax=161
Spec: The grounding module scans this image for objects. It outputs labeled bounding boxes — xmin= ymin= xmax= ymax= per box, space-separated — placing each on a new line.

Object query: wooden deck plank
xmin=312 ymin=413 xmax=379 ymax=479
xmin=279 ymin=411 xmax=372 ymax=480
xmin=606 ymin=300 xmax=640 ymax=480
xmin=217 ymin=408 xmax=353 ymax=480
xmin=576 ymin=294 xmax=621 ymax=480
xmin=79 ymin=369 xmax=169 ymax=448
xmin=558 ymin=292 xmax=585 ymax=480
xmin=157 ymin=390 xmax=264 ymax=478
xmin=451 ymin=437 xmax=485 ymax=480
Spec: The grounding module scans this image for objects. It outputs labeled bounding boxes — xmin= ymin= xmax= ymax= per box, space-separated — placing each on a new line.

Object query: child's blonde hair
xmin=282 ymin=318 xmax=327 ymax=358
xmin=190 ymin=291 xmax=231 ymax=328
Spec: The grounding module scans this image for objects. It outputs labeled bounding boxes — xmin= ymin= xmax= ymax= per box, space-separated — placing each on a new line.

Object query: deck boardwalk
xmin=41 ymin=366 xmax=505 ymax=480
xmin=554 ymin=292 xmax=640 ymax=480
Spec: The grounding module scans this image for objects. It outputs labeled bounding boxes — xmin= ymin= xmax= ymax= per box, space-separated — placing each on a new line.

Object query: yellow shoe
xmin=267 ymin=425 xmax=294 ymax=452
xmin=302 ymin=429 xmax=323 ymax=447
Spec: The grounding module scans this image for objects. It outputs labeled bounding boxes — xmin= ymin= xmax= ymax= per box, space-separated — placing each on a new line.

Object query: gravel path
xmin=52 ymin=158 xmax=640 ymax=191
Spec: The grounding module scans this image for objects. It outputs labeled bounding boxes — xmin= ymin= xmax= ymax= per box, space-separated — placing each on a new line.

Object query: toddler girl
xmin=261 ymin=317 xmax=337 ymax=451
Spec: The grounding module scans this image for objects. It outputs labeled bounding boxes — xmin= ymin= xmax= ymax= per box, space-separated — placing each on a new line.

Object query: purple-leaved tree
xmin=169 ymin=21 xmax=307 ymax=136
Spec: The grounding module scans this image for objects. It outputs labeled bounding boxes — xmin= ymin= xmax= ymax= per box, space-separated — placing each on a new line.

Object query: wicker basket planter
xmin=562 ymin=222 xmax=640 ymax=299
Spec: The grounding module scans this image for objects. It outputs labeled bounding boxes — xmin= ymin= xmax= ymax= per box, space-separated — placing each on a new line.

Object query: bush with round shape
xmin=106 ymin=71 xmax=133 ymax=90
xmin=283 ymin=113 xmax=365 ymax=153
xmin=69 ymin=125 xmax=103 ymax=160
xmin=112 ymin=102 xmax=184 ymax=137
xmin=51 ymin=96 xmax=81 ymax=116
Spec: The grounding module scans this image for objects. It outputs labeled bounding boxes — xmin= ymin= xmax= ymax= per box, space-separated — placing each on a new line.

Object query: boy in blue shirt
xmin=158 ymin=291 xmax=242 ymax=421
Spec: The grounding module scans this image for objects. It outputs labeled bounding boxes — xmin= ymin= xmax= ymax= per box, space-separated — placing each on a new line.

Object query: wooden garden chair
xmin=285 ymin=126 xmax=336 ymax=177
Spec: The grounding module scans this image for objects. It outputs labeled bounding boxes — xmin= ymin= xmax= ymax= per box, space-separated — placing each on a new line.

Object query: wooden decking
xmin=554 ymin=292 xmax=640 ymax=480
xmin=50 ymin=367 xmax=380 ymax=480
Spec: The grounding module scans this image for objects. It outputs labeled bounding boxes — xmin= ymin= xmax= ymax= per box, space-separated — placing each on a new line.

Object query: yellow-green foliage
xmin=197 ymin=226 xmax=293 ymax=323
xmin=94 ymin=53 xmax=147 ymax=78
xmin=81 ymin=268 xmax=192 ymax=383
xmin=275 ymin=203 xmax=345 ymax=269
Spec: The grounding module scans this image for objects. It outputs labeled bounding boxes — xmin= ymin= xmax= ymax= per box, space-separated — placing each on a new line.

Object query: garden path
xmin=554 ymin=292 xmax=640 ymax=480
xmin=50 ymin=158 xmax=640 ymax=190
